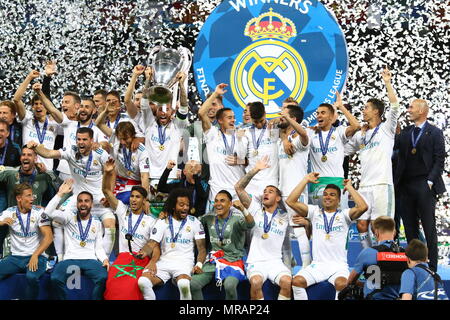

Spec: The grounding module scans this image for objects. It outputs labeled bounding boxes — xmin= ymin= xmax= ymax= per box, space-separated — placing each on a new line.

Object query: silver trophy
xmin=147 ymin=46 xmax=186 ymax=106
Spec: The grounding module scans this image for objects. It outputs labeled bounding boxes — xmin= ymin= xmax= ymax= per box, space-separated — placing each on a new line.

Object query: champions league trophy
xmin=147 ymin=46 xmax=191 ymax=111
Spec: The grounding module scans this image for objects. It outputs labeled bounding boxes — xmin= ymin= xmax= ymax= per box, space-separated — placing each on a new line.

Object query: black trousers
xmin=398 ymin=177 xmax=438 ymax=271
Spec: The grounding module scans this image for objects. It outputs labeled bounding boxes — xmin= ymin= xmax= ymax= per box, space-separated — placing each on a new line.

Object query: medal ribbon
xmin=220 ymin=130 xmax=235 ymax=155
xmin=322 ymin=208 xmax=339 ymax=235
xmin=263 ymin=208 xmax=279 ymax=234
xmin=0 ymin=139 xmax=9 ymax=165
xmin=411 ymin=123 xmax=427 ymax=150
xmin=157 ymin=124 xmax=168 ymax=147
xmin=251 ymin=124 xmax=266 ymax=153
xmin=34 ymin=117 xmax=48 ymax=144
xmin=122 ymin=145 xmax=133 ymax=171
xmin=127 ymin=208 xmax=145 ymax=239
xmin=77 ymin=120 xmax=94 ymax=129
xmin=287 ymin=129 xmax=296 ymax=143
xmin=20 ymin=169 xmax=37 ymax=185
xmin=318 ymin=127 xmax=335 ymax=157
xmin=215 ymin=211 xmax=233 ymax=243
xmin=77 ymin=214 xmax=92 ymax=243
xmin=107 ymin=115 xmax=121 ymax=130
xmin=16 ymin=207 xmax=31 ymax=237
xmin=362 ymin=124 xmax=381 ymax=147
xmin=82 ymin=152 xmax=93 ymax=178
xmin=168 ymin=215 xmax=187 ymax=245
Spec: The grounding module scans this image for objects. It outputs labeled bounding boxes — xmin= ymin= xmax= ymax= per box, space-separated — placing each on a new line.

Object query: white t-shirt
xmin=0 ymin=206 xmax=50 ymax=256
xmin=150 ymin=215 xmax=205 ymax=264
xmin=141 ymin=98 xmax=187 ymax=180
xmin=19 ymin=111 xmax=59 ymax=170
xmin=129 ymin=110 xmax=146 ymax=135
xmin=246 ymin=199 xmax=289 ymax=263
xmin=307 ymin=126 xmax=349 ymax=178
xmin=278 ymin=133 xmax=309 ymax=196
xmin=109 ymin=133 xmax=149 ymax=181
xmin=347 ymin=103 xmax=400 ymax=187
xmin=59 ymin=145 xmax=109 ymax=200
xmin=116 ymin=200 xmax=156 ymax=253
xmin=307 ymin=204 xmax=352 ymax=265
xmin=242 ymin=125 xmax=279 ymax=196
xmin=204 ymin=126 xmax=246 ymax=194
xmin=103 ymin=113 xmax=144 ymax=141
xmin=57 ymin=114 xmax=107 ymax=175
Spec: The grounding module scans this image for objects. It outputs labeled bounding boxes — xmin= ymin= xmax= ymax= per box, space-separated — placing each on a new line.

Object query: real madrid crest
xmin=186 ymin=226 xmax=191 ymax=232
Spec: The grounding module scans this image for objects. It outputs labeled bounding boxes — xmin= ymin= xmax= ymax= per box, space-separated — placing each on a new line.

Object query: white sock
xmin=278 ymin=294 xmax=290 ymax=300
xmin=53 ymin=226 xmax=64 ymax=260
xmin=177 ymin=278 xmax=192 ymax=300
xmin=138 ymin=277 xmax=156 ymax=300
xmin=359 ymin=232 xmax=372 ymax=249
xmin=103 ymin=228 xmax=116 ymax=257
xmin=293 ymin=227 xmax=311 ymax=267
xmin=292 ymin=286 xmax=308 ymax=300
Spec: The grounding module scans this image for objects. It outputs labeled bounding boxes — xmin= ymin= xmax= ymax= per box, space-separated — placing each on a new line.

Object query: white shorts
xmin=246 ymin=260 xmax=291 ymax=285
xmin=358 ymin=184 xmax=395 ymax=221
xmin=59 ymin=193 xmax=115 ymax=222
xmin=294 ymin=261 xmax=349 ymax=287
xmin=155 ymin=259 xmax=193 ymax=283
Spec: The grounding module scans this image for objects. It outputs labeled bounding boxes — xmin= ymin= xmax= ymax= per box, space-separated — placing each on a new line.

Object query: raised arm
xmin=27 ymin=140 xmax=61 ymax=159
xmin=13 ymin=70 xmax=41 ymax=121
xmin=286 ymin=172 xmax=319 ymax=217
xmin=32 ymin=83 xmax=64 ymax=123
xmin=94 ymin=107 xmax=113 ymax=138
xmin=102 ymin=158 xmax=119 ymax=210
xmin=280 ymin=108 xmax=308 ymax=146
xmin=345 ymin=179 xmax=368 ymax=220
xmin=381 ymin=67 xmax=398 ymax=105
xmin=334 ymin=91 xmax=360 ymax=138
xmin=125 ymin=65 xmax=145 ymax=119
xmin=234 ymin=156 xmax=270 ymax=209
xmin=178 ymin=71 xmax=189 ymax=108
xmin=198 ymin=83 xmax=227 ymax=132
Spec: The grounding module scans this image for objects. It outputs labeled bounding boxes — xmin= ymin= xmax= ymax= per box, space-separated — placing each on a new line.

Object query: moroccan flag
xmin=104 ymin=252 xmax=150 ymax=300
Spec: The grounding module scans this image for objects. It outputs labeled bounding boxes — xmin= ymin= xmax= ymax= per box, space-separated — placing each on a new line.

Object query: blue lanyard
xmin=215 ymin=211 xmax=232 ymax=242
xmin=82 ymin=152 xmax=93 ymax=178
xmin=77 ymin=121 xmax=94 ymax=129
xmin=362 ymin=124 xmax=381 ymax=146
xmin=77 ymin=214 xmax=92 ymax=243
xmin=287 ymin=130 xmax=296 ymax=143
xmin=251 ymin=124 xmax=266 ymax=152
xmin=318 ymin=127 xmax=335 ymax=157
xmin=20 ymin=169 xmax=37 ymax=185
xmin=411 ymin=123 xmax=427 ymax=149
xmin=34 ymin=117 xmax=48 ymax=144
xmin=220 ymin=130 xmax=235 ymax=155
xmin=127 ymin=209 xmax=145 ymax=239
xmin=322 ymin=208 xmax=339 ymax=234
xmin=107 ymin=115 xmax=121 ymax=129
xmin=15 ymin=207 xmax=31 ymax=237
xmin=157 ymin=124 xmax=168 ymax=146
xmin=122 ymin=145 xmax=133 ymax=171
xmin=168 ymin=215 xmax=187 ymax=244
xmin=0 ymin=139 xmax=8 ymax=165
xmin=263 ymin=208 xmax=279 ymax=234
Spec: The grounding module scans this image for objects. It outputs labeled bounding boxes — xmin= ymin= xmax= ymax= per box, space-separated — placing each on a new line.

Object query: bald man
xmin=394 ymin=98 xmax=446 ymax=272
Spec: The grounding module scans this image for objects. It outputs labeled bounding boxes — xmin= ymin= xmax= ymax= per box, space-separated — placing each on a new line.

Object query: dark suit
xmin=394 ymin=121 xmax=446 ymax=271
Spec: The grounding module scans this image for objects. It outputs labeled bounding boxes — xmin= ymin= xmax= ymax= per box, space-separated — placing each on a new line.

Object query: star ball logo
xmin=193 ymin=0 xmax=348 ymax=125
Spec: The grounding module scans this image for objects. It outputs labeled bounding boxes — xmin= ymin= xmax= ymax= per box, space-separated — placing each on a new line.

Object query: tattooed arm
xmin=234 ymin=156 xmax=270 ymax=209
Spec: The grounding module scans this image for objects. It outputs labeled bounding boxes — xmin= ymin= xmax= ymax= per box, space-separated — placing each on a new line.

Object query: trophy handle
xmin=179 ymin=47 xmax=192 ymax=73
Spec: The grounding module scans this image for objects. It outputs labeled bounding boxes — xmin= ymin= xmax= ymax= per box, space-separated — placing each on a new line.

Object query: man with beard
xmin=277 ymin=105 xmax=312 ymax=268
xmin=95 ymin=109 xmax=150 ymax=204
xmin=27 ymin=127 xmax=116 ymax=260
xmin=0 ymin=101 xmax=22 ymax=154
xmin=45 ymin=180 xmax=109 ymax=300
xmin=13 ymin=73 xmax=59 ymax=171
xmin=234 ymin=157 xmax=291 ymax=300
xmin=137 ymin=188 xmax=206 ymax=300
xmin=101 ymin=159 xmax=157 ymax=299
xmin=0 ymin=183 xmax=53 ymax=299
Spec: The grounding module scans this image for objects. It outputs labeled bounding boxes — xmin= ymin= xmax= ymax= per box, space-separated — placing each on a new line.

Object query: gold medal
xmin=411 ymin=148 xmax=417 ymax=155
xmin=325 ymin=234 xmax=331 ymax=240
xmin=288 ymin=154 xmax=293 ymax=159
xmin=218 ymin=240 xmax=223 ymax=247
xmin=253 ymin=150 xmax=258 ymax=156
xmin=321 ymin=155 xmax=327 ymax=162
xmin=80 ymin=241 xmax=86 ymax=247
xmin=170 ymin=242 xmax=175 ymax=248
xmin=359 ymin=144 xmax=365 ymax=150
xmin=262 ymin=233 xmax=269 ymax=239
xmin=0 ymin=166 xmax=5 ymax=172
xmin=190 ymin=208 xmax=196 ymax=214
xmin=127 ymin=170 xmax=132 ymax=177
xmin=159 ymin=145 xmax=165 ymax=151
